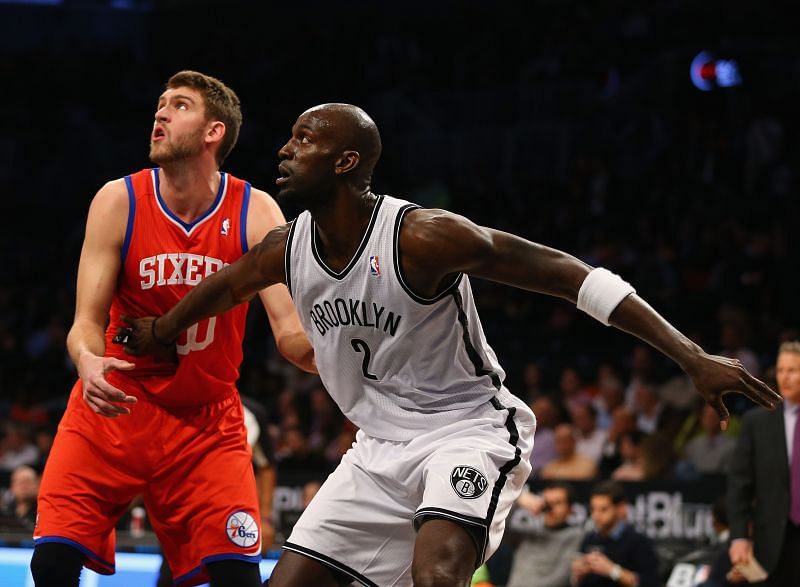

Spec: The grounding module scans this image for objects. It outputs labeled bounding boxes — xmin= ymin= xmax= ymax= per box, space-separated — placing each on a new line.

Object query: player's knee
xmin=30 ymin=543 xmax=84 ymax=586
xmin=412 ymin=560 xmax=473 ymax=587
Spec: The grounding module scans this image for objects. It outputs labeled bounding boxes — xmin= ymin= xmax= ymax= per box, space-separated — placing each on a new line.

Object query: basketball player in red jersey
xmin=30 ymin=71 xmax=314 ymax=587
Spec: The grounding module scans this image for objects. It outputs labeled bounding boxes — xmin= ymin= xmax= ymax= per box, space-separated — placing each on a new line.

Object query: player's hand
xmin=728 ymin=539 xmax=753 ymax=566
xmin=78 ymin=351 xmax=137 ymax=417
xmin=120 ymin=316 xmax=178 ymax=364
xmin=684 ymin=352 xmax=781 ymax=429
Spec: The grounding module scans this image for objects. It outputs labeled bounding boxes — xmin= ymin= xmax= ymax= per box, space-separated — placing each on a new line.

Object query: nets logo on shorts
xmin=450 ymin=466 xmax=489 ymax=499
xmin=226 ymin=511 xmax=259 ymax=548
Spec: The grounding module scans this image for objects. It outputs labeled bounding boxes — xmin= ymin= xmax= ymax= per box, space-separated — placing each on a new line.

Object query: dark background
xmin=1 ymin=0 xmax=798 ymax=433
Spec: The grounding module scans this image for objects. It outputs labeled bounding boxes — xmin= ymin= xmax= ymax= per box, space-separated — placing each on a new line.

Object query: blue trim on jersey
xmin=153 ymin=168 xmax=227 ymax=231
xmin=173 ymin=553 xmax=261 ymax=585
xmin=121 ymin=175 xmax=137 ymax=264
xmin=239 ymin=182 xmax=251 ymax=254
xmin=34 ymin=536 xmax=115 ymax=573
xmin=173 ymin=564 xmax=204 ymax=585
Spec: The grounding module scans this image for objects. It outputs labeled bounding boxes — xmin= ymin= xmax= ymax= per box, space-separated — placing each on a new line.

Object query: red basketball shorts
xmin=35 ymin=374 xmax=261 ymax=586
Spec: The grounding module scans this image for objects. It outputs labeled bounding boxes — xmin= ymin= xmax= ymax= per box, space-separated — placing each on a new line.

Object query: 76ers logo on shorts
xmin=450 ymin=466 xmax=489 ymax=499
xmin=226 ymin=511 xmax=259 ymax=548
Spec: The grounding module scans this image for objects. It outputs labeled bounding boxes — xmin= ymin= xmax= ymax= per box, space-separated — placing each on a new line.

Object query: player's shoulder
xmin=247 ymin=186 xmax=282 ymax=214
xmin=402 ymin=207 xmax=465 ymax=239
xmin=401 ymin=206 xmax=491 ymax=258
xmin=88 ymin=178 xmax=130 ymax=213
xmin=244 ymin=186 xmax=290 ymax=247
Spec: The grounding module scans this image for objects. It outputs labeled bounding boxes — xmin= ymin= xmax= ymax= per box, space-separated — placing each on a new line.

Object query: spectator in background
xmin=302 ymin=479 xmax=322 ymax=509
xmin=574 ymin=404 xmax=606 ymax=464
xmin=0 ymin=465 xmax=39 ymax=530
xmin=719 ymin=323 xmax=760 ymax=378
xmin=571 ymin=481 xmax=659 ymax=587
xmin=593 ymin=367 xmax=625 ymax=430
xmin=521 ymin=362 xmax=545 ymax=403
xmin=639 ymin=432 xmax=676 ymax=480
xmin=611 ymin=430 xmax=646 ymax=482
xmin=0 ymin=422 xmax=39 ymax=472
xmin=530 ymin=396 xmax=560 ymax=475
xmin=632 ymin=380 xmax=685 ymax=438
xmin=32 ymin=427 xmax=55 ymax=474
xmin=561 ymin=367 xmax=592 ymax=416
xmin=506 ymin=482 xmax=583 ymax=587
xmin=598 ymin=406 xmax=636 ymax=478
xmin=275 ymin=426 xmax=331 ymax=480
xmin=728 ymin=341 xmax=800 ymax=585
xmin=683 ymin=405 xmax=736 ymax=475
xmin=624 ymin=346 xmax=657 ymax=407
xmin=324 ymin=424 xmax=357 ymax=468
xmin=306 ymin=386 xmax=344 ymax=455
xmin=540 ymin=424 xmax=597 ymax=481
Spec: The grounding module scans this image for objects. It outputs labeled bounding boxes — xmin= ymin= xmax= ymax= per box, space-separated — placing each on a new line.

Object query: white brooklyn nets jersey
xmin=286 ymin=195 xmax=506 ymax=441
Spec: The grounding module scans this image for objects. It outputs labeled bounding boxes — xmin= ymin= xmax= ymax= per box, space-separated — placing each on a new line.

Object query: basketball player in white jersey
xmin=122 ymin=104 xmax=781 ymax=587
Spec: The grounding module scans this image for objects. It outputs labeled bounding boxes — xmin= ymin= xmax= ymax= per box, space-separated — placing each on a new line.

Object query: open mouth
xmin=276 ymin=164 xmax=291 ymax=186
xmin=152 ymin=127 xmax=166 ymax=141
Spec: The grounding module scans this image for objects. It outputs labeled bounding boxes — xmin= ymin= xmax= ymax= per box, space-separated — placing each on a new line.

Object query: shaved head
xmin=303 ymin=103 xmax=382 ymax=186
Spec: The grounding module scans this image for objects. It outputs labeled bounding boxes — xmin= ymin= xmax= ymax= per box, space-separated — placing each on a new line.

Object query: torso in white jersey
xmin=286 ymin=195 xmax=507 ymax=441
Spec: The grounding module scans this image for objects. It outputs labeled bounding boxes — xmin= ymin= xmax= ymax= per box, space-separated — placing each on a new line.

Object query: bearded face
xmin=149 ymin=125 xmax=205 ymax=165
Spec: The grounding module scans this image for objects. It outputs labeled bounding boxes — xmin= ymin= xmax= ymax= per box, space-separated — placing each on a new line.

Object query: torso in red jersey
xmin=105 ymin=168 xmax=252 ymax=407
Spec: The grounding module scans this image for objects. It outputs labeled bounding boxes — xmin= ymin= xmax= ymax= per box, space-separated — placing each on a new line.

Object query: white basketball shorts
xmin=284 ymin=388 xmax=535 ymax=586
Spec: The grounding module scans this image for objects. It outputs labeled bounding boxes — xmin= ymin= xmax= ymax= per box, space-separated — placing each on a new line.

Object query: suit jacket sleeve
xmin=727 ymin=411 xmax=755 ymax=540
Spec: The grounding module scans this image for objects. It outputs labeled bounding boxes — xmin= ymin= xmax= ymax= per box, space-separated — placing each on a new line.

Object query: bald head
xmin=303 ymin=103 xmax=382 ymax=185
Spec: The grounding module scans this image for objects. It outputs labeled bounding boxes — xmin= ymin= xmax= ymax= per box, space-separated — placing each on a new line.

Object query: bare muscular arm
xmin=398 ymin=208 xmax=780 ymax=422
xmin=124 ymin=224 xmax=288 ymax=357
xmin=247 ymin=189 xmax=315 ymax=373
xmin=70 ymin=179 xmax=137 ymax=416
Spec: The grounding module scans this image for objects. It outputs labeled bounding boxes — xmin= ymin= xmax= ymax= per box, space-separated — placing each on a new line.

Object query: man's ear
xmin=335 ymin=150 xmax=361 ymax=175
xmin=206 ymin=121 xmax=226 ymax=147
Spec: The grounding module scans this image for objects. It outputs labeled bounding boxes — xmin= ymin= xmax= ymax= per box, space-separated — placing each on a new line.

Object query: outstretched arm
xmin=123 ymin=224 xmax=289 ymax=357
xmin=399 ymin=209 xmax=781 ymax=423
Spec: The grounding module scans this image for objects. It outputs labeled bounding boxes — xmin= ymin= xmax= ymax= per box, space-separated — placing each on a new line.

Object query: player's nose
xmin=278 ymin=140 xmax=293 ymax=160
xmin=155 ymin=105 xmax=169 ymax=123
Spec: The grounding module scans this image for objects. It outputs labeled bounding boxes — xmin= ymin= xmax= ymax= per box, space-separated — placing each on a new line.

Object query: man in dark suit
xmin=728 ymin=341 xmax=800 ymax=585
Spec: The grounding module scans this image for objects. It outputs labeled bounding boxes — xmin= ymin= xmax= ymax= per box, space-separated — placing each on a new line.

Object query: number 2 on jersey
xmin=351 ymin=338 xmax=378 ymax=380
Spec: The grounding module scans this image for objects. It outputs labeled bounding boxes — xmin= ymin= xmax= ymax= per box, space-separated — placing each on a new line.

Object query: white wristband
xmin=577 ymin=267 xmax=635 ymax=326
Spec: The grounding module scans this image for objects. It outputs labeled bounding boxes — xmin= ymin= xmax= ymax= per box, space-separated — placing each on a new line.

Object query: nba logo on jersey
xmin=369 ymin=255 xmax=381 ymax=276
xmin=450 ymin=466 xmax=488 ymax=499
xmin=221 ymin=218 xmax=231 ymax=236
xmin=225 ymin=511 xmax=259 ymax=548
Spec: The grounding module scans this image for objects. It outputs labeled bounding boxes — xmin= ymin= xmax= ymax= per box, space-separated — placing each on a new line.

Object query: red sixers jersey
xmin=105 ymin=168 xmax=252 ymax=406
